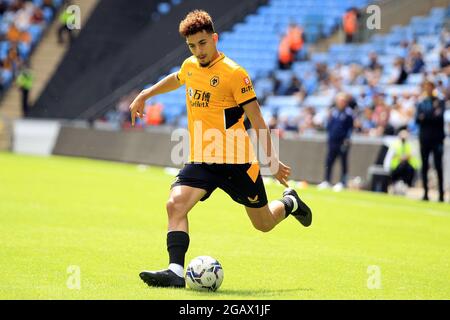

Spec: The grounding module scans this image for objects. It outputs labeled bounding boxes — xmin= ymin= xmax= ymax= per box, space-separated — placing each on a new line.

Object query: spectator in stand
xmin=356 ymin=92 xmax=371 ymax=110
xmin=415 ymin=80 xmax=446 ymax=202
xmin=388 ymin=95 xmax=410 ymax=134
xmin=298 ymin=106 xmax=317 ymax=135
xmin=267 ymin=71 xmax=282 ymax=96
xmin=365 ymin=79 xmax=380 ymax=99
xmin=315 ymin=62 xmax=329 ymax=83
xmin=436 ymin=79 xmax=450 ymax=101
xmin=283 ymin=75 xmax=306 ymax=102
xmin=407 ymin=49 xmax=425 ymax=74
xmin=287 ymin=22 xmax=305 ymax=61
xmin=367 ymin=52 xmax=382 ymax=71
xmin=398 ymin=92 xmax=417 ymax=113
xmin=7 ymin=23 xmax=31 ymax=44
xmin=317 ymin=92 xmax=354 ymax=192
xmin=268 ymin=114 xmax=278 ymax=130
xmin=14 ymin=2 xmax=33 ymax=32
xmin=397 ymin=40 xmax=410 ymax=59
xmin=145 ymin=101 xmax=165 ymax=126
xmin=409 ymin=38 xmax=424 ymax=55
xmin=372 ymin=93 xmax=394 ymax=136
xmin=389 ymin=57 xmax=408 ymax=85
xmin=346 ymin=93 xmax=358 ymax=110
xmin=439 ymin=48 xmax=450 ymax=73
xmin=278 ymin=34 xmax=294 ymax=70
xmin=5 ymin=42 xmax=23 ymax=76
xmin=280 ymin=114 xmax=299 ymax=133
xmin=354 ymin=106 xmax=376 ymax=136
xmin=31 ymin=6 xmax=45 ymax=25
xmin=342 ymin=8 xmax=358 ymax=43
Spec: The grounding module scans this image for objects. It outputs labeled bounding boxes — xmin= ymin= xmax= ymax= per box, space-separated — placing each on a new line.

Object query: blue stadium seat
xmin=303 ymin=95 xmax=333 ymax=109
xmin=43 ymin=7 xmax=54 ymax=23
xmin=265 ymin=95 xmax=300 ymax=109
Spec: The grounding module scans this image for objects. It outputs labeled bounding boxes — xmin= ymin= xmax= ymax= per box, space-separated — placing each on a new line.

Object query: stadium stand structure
xmin=29 ymin=0 xmax=269 ymax=119
xmin=128 ymin=2 xmax=448 ymax=133
xmin=257 ymin=5 xmax=450 ymax=126
xmin=0 ymin=0 xmax=99 ymax=121
xmin=129 ymin=0 xmax=373 ymax=128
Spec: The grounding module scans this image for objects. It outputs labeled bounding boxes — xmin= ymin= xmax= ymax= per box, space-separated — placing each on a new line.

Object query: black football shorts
xmin=171 ymin=162 xmax=268 ymax=208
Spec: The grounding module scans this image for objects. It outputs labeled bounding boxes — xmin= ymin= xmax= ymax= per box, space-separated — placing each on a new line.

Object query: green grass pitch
xmin=1 ymin=152 xmax=449 ymax=299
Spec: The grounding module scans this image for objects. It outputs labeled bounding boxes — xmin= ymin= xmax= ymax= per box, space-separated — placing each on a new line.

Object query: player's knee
xmin=166 ymin=198 xmax=187 ymax=218
xmin=252 ymin=221 xmax=274 ymax=233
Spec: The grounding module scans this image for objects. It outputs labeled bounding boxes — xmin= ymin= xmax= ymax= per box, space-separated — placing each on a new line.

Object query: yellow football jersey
xmin=177 ymin=52 xmax=257 ymax=164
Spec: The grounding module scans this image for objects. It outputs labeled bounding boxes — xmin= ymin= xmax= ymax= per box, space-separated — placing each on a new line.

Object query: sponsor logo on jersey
xmin=210 ymin=76 xmax=220 ymax=87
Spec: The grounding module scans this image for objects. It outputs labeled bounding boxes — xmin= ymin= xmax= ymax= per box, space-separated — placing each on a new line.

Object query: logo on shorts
xmin=247 ymin=195 xmax=259 ymax=204
xmin=210 ymin=76 xmax=219 ymax=87
xmin=244 ymin=77 xmax=250 ymax=85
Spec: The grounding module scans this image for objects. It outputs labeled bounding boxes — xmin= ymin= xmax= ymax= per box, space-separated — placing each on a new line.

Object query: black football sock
xmin=279 ymin=197 xmax=294 ymax=217
xmin=167 ymin=231 xmax=190 ymax=275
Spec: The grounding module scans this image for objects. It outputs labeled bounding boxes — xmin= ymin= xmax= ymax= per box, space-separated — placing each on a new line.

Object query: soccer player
xmin=129 ymin=10 xmax=312 ymax=288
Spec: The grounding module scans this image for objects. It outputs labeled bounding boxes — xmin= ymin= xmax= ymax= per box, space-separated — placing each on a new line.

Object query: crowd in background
xmin=101 ymin=7 xmax=450 ymax=146
xmin=261 ymin=28 xmax=450 ymax=138
xmin=0 ymin=0 xmax=60 ymax=92
xmin=105 ymin=28 xmax=450 ymax=141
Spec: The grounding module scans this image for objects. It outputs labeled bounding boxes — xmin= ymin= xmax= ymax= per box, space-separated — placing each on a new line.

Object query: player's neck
xmin=210 ymin=50 xmax=220 ymax=62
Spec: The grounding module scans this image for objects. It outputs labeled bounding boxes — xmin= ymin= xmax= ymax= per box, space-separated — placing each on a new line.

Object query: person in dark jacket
xmin=318 ymin=93 xmax=354 ymax=191
xmin=416 ymin=80 xmax=446 ymax=202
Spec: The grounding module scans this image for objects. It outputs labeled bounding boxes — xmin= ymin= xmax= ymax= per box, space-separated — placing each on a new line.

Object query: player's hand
xmin=272 ymin=160 xmax=291 ymax=188
xmin=129 ymin=94 xmax=145 ymax=127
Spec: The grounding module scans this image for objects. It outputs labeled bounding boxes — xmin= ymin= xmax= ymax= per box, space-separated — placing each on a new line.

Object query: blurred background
xmin=0 ymin=0 xmax=449 ymax=200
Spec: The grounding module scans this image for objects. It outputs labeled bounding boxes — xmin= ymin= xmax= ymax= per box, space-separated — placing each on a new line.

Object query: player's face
xmin=186 ymin=30 xmax=219 ymax=67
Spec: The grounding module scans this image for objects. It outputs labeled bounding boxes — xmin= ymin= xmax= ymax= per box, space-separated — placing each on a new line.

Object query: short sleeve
xmin=177 ymin=59 xmax=188 ymax=85
xmin=230 ymin=67 xmax=257 ymax=107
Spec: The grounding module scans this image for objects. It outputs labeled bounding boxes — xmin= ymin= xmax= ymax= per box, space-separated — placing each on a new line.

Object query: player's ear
xmin=212 ymin=33 xmax=218 ymax=44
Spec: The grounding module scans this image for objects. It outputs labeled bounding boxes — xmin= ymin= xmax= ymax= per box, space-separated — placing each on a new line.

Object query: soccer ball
xmin=185 ymin=256 xmax=224 ymax=291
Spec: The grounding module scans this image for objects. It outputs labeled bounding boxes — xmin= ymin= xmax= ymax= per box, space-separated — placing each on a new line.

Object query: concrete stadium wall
xmin=279 ymin=135 xmax=383 ymax=184
xmin=53 ymin=125 xmax=390 ymax=185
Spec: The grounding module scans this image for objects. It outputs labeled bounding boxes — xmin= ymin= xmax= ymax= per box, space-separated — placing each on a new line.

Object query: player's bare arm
xmin=243 ymin=100 xmax=291 ymax=187
xmin=129 ymin=72 xmax=181 ymax=126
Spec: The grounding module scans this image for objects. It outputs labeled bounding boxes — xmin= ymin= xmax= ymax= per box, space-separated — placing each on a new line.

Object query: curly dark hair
xmin=179 ymin=10 xmax=215 ymax=37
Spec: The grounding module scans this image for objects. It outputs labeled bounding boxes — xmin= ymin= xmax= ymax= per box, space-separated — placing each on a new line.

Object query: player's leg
xmin=139 ymin=185 xmax=207 ymax=288
xmin=245 ymin=187 xmax=312 ymax=232
xmin=140 ymin=163 xmax=218 ymax=288
xmin=166 ymin=185 xmax=207 ymax=233
xmin=432 ymin=142 xmax=444 ymax=202
xmin=340 ymin=144 xmax=349 ymax=186
xmin=219 ymin=163 xmax=312 ymax=231
xmin=245 ymin=202 xmax=286 ymax=232
xmin=420 ymin=143 xmax=431 ymax=200
xmin=166 ymin=185 xmax=207 ymax=272
xmin=324 ymin=143 xmax=339 ymax=183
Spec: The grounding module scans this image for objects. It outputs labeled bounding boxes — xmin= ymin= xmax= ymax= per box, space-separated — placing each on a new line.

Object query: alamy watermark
xmin=366 ymin=5 xmax=381 ymax=30
xmin=66 ymin=265 xmax=81 ymax=290
xmin=66 ymin=5 xmax=81 ymax=30
xmin=367 ymin=265 xmax=382 ymax=289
